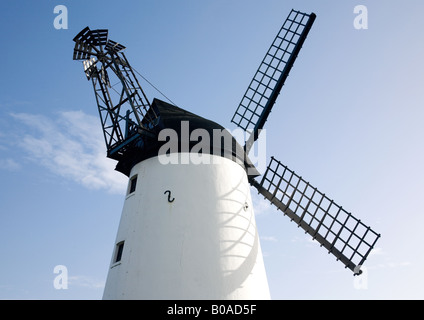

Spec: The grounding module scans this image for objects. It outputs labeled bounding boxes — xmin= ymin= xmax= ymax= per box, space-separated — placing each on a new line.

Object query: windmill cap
xmin=115 ymin=99 xmax=259 ymax=178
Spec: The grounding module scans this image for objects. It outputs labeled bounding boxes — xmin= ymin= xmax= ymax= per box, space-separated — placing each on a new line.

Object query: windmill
xmin=73 ymin=9 xmax=380 ymax=300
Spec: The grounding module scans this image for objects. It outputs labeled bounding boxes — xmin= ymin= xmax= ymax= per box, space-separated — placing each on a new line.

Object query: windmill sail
xmin=231 ymin=10 xmax=316 ymax=154
xmin=251 ymin=156 xmax=380 ymax=274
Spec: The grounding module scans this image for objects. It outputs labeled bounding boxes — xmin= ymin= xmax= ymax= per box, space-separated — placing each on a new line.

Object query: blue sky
xmin=0 ymin=0 xmax=423 ymax=299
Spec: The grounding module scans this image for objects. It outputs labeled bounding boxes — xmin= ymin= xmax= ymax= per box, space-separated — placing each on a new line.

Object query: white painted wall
xmin=103 ymin=154 xmax=270 ymax=299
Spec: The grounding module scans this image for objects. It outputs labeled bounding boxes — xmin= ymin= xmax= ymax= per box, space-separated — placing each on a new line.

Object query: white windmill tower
xmin=72 ymin=9 xmax=380 ymax=300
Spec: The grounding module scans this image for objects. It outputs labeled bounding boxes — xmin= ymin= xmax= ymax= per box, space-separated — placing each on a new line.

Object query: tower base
xmin=103 ymin=154 xmax=270 ymax=299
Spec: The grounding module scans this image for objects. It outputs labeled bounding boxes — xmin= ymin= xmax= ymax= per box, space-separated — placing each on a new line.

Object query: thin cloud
xmin=369 ymin=247 xmax=384 ymax=257
xmin=11 ymin=111 xmax=127 ymax=194
xmin=261 ymin=236 xmax=278 ymax=242
xmin=251 ymin=191 xmax=273 ymax=215
xmin=68 ymin=275 xmax=105 ymax=289
xmin=367 ymin=261 xmax=412 ymax=271
xmin=0 ymin=158 xmax=21 ymax=171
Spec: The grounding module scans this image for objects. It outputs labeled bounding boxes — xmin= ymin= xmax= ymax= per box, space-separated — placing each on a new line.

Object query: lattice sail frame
xmin=232 ymin=10 xmax=316 ymax=153
xmin=251 ymin=157 xmax=381 ymax=274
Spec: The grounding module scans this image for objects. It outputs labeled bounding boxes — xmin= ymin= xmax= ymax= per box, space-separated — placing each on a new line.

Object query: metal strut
xmin=72 ymin=27 xmax=160 ymax=161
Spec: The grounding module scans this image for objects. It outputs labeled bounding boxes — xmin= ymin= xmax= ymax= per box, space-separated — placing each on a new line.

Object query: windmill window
xmin=128 ymin=175 xmax=137 ymax=194
xmin=114 ymin=241 xmax=124 ymax=263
